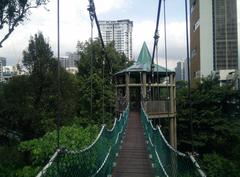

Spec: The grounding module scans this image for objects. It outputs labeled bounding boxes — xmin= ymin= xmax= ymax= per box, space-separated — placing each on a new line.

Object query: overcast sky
xmin=0 ymin=0 xmax=188 ymax=69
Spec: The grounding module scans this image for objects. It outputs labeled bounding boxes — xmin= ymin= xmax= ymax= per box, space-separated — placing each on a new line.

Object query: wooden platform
xmin=112 ymin=111 xmax=154 ymax=177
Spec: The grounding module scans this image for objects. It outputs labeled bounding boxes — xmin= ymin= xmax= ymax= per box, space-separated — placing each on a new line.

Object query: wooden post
xmin=169 ymin=74 xmax=177 ymax=148
xmin=142 ymin=72 xmax=147 ymax=110
xmin=125 ymin=72 xmax=130 ymax=103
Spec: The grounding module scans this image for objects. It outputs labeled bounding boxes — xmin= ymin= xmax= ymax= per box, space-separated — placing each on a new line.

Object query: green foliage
xmin=202 ymin=153 xmax=240 ymax=177
xmin=22 ymin=32 xmax=53 ymax=73
xmin=177 ymin=76 xmax=240 ymax=176
xmin=0 ymin=33 xmax=79 ymax=141
xmin=0 ymin=0 xmax=48 ymax=47
xmin=76 ymin=40 xmax=131 ymax=126
xmin=18 ymin=125 xmax=99 ymax=176
xmin=0 ymin=146 xmax=24 ymax=177
xmin=0 ymin=36 xmax=130 ymax=176
xmin=16 ymin=166 xmax=41 ymax=177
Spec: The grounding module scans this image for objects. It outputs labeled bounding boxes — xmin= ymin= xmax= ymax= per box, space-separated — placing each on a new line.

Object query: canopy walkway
xmin=112 ymin=111 xmax=154 ymax=177
xmin=36 ymin=105 xmax=205 ymax=177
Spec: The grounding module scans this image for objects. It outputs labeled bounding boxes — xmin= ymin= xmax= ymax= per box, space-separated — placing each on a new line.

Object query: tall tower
xmin=175 ymin=61 xmax=185 ymax=81
xmin=190 ymin=0 xmax=240 ymax=80
xmin=99 ymin=20 xmax=133 ymax=60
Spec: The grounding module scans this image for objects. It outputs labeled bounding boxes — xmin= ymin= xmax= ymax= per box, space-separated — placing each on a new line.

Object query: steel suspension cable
xmin=89 ymin=11 xmax=94 ymax=121
xmin=163 ymin=0 xmax=170 ymax=120
xmin=102 ymin=59 xmax=105 ymax=124
xmin=150 ymin=0 xmax=162 ymax=81
xmin=56 ymin=0 xmax=60 ymax=150
xmin=56 ymin=0 xmax=61 ymax=175
xmin=184 ymin=0 xmax=194 ymax=152
xmin=156 ymin=40 xmax=159 ymax=100
xmin=88 ymin=0 xmax=112 ymax=78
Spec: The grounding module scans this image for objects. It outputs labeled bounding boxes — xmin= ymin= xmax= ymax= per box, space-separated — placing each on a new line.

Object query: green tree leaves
xmin=76 ymin=40 xmax=131 ymax=126
xmin=177 ymin=77 xmax=240 ymax=176
xmin=0 ymin=35 xmax=130 ymax=176
xmin=0 ymin=0 xmax=48 ymax=47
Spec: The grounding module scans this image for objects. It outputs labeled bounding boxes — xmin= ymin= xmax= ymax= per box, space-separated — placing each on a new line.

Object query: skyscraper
xmin=175 ymin=61 xmax=185 ymax=81
xmin=99 ymin=20 xmax=133 ymax=60
xmin=0 ymin=57 xmax=6 ymax=66
xmin=60 ymin=52 xmax=80 ymax=68
xmin=190 ymin=0 xmax=240 ymax=80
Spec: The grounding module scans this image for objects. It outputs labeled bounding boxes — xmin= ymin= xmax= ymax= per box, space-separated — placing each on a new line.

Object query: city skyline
xmin=0 ymin=0 xmax=188 ymax=70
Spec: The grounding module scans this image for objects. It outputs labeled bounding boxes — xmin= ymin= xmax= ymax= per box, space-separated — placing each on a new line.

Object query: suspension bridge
xmin=36 ymin=104 xmax=205 ymax=177
xmin=36 ymin=0 xmax=206 ymax=176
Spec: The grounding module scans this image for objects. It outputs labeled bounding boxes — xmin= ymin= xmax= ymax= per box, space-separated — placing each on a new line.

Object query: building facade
xmin=175 ymin=61 xmax=185 ymax=81
xmin=60 ymin=52 xmax=80 ymax=73
xmin=0 ymin=57 xmax=6 ymax=66
xmin=190 ymin=0 xmax=240 ymax=80
xmin=99 ymin=20 xmax=133 ymax=60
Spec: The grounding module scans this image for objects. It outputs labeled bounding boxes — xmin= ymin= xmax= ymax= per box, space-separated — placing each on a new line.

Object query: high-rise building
xmin=99 ymin=20 xmax=133 ymax=60
xmin=0 ymin=57 xmax=6 ymax=66
xmin=190 ymin=0 xmax=240 ymax=80
xmin=60 ymin=52 xmax=80 ymax=69
xmin=184 ymin=58 xmax=189 ymax=81
xmin=175 ymin=61 xmax=185 ymax=81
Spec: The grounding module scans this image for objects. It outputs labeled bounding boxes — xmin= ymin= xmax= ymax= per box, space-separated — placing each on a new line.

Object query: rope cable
xmin=102 ymin=58 xmax=105 ymax=124
xmin=90 ymin=14 xmax=94 ymax=121
xmin=156 ymin=40 xmax=159 ymax=100
xmin=88 ymin=0 xmax=112 ymax=78
xmin=56 ymin=0 xmax=61 ymax=176
xmin=184 ymin=0 xmax=194 ymax=152
xmin=56 ymin=0 xmax=60 ymax=151
xmin=150 ymin=0 xmax=163 ymax=96
xmin=163 ymin=0 xmax=170 ymax=120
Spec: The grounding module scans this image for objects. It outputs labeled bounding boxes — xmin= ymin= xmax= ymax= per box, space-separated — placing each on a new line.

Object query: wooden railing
xmin=115 ymin=99 xmax=127 ymax=113
xmin=143 ymin=100 xmax=171 ymax=115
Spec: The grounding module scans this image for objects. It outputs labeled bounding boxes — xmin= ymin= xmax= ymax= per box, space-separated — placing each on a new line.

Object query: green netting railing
xmin=36 ymin=105 xmax=129 ymax=177
xmin=140 ymin=104 xmax=206 ymax=177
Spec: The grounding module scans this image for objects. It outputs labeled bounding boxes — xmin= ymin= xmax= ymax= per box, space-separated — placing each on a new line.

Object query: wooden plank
xmin=112 ymin=112 xmax=154 ymax=177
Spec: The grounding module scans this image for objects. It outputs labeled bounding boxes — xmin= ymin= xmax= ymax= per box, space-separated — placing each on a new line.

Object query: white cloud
xmin=95 ymin=0 xmax=129 ymax=14
xmin=133 ymin=20 xmax=186 ymax=69
xmin=0 ymin=0 xmax=131 ymax=65
xmin=0 ymin=0 xmax=185 ymax=71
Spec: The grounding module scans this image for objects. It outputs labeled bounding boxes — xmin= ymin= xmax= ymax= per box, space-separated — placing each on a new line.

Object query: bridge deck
xmin=112 ymin=111 xmax=154 ymax=177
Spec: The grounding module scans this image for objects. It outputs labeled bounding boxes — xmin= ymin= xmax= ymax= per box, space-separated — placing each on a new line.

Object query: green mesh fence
xmin=140 ymin=105 xmax=206 ymax=177
xmin=36 ymin=105 xmax=129 ymax=177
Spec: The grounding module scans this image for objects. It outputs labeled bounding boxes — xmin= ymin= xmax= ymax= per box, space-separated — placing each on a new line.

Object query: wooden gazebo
xmin=115 ymin=42 xmax=177 ymax=148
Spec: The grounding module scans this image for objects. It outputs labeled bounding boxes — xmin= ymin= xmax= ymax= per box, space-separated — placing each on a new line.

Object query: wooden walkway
xmin=112 ymin=111 xmax=154 ymax=177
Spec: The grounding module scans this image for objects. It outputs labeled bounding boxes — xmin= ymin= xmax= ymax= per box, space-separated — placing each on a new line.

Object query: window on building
xmin=191 ymin=0 xmax=197 ymax=13
xmin=191 ymin=48 xmax=197 ymax=58
xmin=193 ymin=19 xmax=200 ymax=31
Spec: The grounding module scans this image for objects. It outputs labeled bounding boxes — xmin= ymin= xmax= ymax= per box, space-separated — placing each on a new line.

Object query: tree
xmin=23 ymin=32 xmax=53 ymax=74
xmin=0 ymin=32 xmax=78 ymax=140
xmin=0 ymin=0 xmax=48 ymax=47
xmin=76 ymin=40 xmax=132 ymax=125
xmin=176 ymin=76 xmax=240 ymax=176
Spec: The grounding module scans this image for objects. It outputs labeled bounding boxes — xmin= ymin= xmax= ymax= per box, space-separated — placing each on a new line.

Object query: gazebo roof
xmin=115 ymin=42 xmax=174 ymax=75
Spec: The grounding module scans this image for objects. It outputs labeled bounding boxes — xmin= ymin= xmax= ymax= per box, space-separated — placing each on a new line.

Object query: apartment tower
xmin=99 ymin=20 xmax=133 ymax=60
xmin=190 ymin=0 xmax=240 ymax=79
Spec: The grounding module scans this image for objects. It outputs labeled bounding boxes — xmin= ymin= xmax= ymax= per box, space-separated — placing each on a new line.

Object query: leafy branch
xmin=0 ymin=0 xmax=48 ymax=48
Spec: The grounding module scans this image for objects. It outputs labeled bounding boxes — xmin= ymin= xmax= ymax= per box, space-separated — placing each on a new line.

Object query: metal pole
xmin=184 ymin=0 xmax=194 ymax=152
